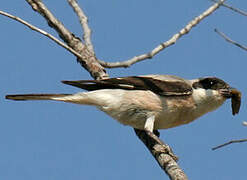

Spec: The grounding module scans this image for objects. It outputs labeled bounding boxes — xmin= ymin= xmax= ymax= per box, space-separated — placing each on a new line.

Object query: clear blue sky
xmin=1 ymin=1 xmax=247 ymax=180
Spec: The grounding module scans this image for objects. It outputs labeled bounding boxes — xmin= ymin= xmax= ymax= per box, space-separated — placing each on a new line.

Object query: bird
xmin=5 ymin=75 xmax=241 ymax=132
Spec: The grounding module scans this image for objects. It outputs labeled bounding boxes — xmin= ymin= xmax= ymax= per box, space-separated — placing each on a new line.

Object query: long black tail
xmin=5 ymin=94 xmax=71 ymax=101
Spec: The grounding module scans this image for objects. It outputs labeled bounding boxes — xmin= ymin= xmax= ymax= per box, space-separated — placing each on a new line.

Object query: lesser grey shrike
xmin=6 ymin=75 xmax=241 ymax=132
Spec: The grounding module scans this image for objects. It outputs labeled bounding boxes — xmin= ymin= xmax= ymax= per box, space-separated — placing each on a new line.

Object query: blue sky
xmin=1 ymin=0 xmax=247 ymax=179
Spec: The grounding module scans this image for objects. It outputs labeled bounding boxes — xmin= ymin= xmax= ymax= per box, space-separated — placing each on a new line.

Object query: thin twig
xmin=0 ymin=10 xmax=83 ymax=59
xmin=212 ymin=139 xmax=247 ymax=150
xmin=99 ymin=0 xmax=226 ymax=68
xmin=215 ymin=29 xmax=247 ymax=51
xmin=67 ymin=0 xmax=94 ymax=53
xmin=211 ymin=0 xmax=247 ymax=16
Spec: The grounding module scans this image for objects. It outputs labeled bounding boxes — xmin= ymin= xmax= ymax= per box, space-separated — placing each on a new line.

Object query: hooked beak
xmin=220 ymin=87 xmax=241 ymax=115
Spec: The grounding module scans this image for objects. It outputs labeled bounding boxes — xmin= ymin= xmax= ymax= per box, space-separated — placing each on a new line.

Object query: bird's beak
xmin=220 ymin=87 xmax=241 ymax=115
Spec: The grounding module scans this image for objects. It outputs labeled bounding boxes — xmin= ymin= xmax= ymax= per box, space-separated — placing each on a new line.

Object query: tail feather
xmin=5 ymin=93 xmax=97 ymax=106
xmin=5 ymin=94 xmax=71 ymax=101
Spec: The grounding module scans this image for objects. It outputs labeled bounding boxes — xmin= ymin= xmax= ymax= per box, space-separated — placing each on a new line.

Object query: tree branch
xmin=14 ymin=2 xmax=187 ymax=178
xmin=0 ymin=10 xmax=84 ymax=60
xmin=215 ymin=28 xmax=247 ymax=51
xmin=26 ymin=0 xmax=108 ymax=80
xmin=67 ymin=0 xmax=94 ymax=53
xmin=99 ymin=0 xmax=226 ymax=68
xmin=135 ymin=129 xmax=188 ymax=180
xmin=212 ymin=139 xmax=247 ymax=150
xmin=1 ymin=1 xmax=230 ymax=179
xmin=210 ymin=0 xmax=247 ymax=16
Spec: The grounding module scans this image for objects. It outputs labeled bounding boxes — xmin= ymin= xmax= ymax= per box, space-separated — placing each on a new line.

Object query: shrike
xmin=6 ymin=75 xmax=241 ymax=132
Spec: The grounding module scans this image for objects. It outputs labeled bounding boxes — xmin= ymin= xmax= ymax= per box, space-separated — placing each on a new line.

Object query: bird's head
xmin=190 ymin=77 xmax=241 ymax=115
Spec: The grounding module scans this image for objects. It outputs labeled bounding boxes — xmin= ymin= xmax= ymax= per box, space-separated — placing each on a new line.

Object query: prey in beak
xmin=230 ymin=88 xmax=241 ymax=115
xmin=220 ymin=87 xmax=241 ymax=115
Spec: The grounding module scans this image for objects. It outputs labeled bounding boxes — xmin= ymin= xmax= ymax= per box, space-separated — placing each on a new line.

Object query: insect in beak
xmin=230 ymin=88 xmax=241 ymax=115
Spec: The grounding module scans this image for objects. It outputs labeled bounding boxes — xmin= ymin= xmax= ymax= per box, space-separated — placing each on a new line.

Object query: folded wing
xmin=62 ymin=75 xmax=192 ymax=96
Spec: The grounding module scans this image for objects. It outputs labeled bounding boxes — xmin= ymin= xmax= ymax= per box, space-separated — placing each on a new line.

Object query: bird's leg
xmin=144 ymin=115 xmax=155 ymax=132
xmin=134 ymin=128 xmax=178 ymax=161
xmin=143 ymin=116 xmax=178 ymax=161
xmin=145 ymin=130 xmax=178 ymax=161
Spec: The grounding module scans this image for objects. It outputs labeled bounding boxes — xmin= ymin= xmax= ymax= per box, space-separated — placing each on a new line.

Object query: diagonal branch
xmin=99 ymin=0 xmax=226 ymax=68
xmin=67 ymin=0 xmax=94 ymax=53
xmin=0 ymin=10 xmax=83 ymax=59
xmin=211 ymin=0 xmax=247 ymax=16
xmin=215 ymin=29 xmax=247 ymax=51
xmin=26 ymin=0 xmax=108 ymax=80
xmin=135 ymin=129 xmax=188 ymax=180
xmin=212 ymin=138 xmax=247 ymax=150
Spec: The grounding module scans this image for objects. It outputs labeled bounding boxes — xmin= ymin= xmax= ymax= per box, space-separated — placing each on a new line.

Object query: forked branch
xmin=26 ymin=0 xmax=108 ymax=80
xmin=0 ymin=0 xmax=228 ymax=179
xmin=67 ymin=0 xmax=94 ymax=53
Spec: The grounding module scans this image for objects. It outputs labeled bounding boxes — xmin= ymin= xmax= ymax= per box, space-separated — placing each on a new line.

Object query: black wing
xmin=62 ymin=75 xmax=192 ymax=96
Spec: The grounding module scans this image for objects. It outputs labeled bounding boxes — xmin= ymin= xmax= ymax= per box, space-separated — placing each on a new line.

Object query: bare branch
xmin=26 ymin=0 xmax=108 ymax=80
xmin=212 ymin=139 xmax=247 ymax=150
xmin=0 ymin=10 xmax=84 ymax=60
xmin=26 ymin=0 xmax=78 ymax=47
xmin=67 ymin=0 xmax=94 ymax=53
xmin=99 ymin=0 xmax=226 ymax=68
xmin=211 ymin=0 xmax=247 ymax=16
xmin=23 ymin=2 xmax=186 ymax=177
xmin=135 ymin=129 xmax=188 ymax=180
xmin=2 ymin=1 xmax=231 ymax=178
xmin=215 ymin=29 xmax=247 ymax=51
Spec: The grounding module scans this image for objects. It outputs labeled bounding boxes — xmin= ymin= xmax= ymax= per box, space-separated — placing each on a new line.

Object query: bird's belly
xmin=101 ymin=105 xmax=197 ymax=130
xmin=154 ymin=110 xmax=196 ymax=129
xmin=99 ymin=94 xmax=201 ymax=130
xmin=100 ymin=105 xmax=151 ymax=129
xmin=154 ymin=97 xmax=198 ymax=129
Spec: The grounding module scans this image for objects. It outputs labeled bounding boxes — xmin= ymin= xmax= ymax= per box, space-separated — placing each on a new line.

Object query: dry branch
xmin=215 ymin=29 xmax=247 ymax=51
xmin=24 ymin=1 xmax=188 ymax=179
xmin=212 ymin=139 xmax=247 ymax=150
xmin=135 ymin=129 xmax=188 ymax=180
xmin=0 ymin=10 xmax=83 ymax=59
xmin=67 ymin=0 xmax=94 ymax=53
xmin=26 ymin=0 xmax=108 ymax=80
xmin=0 ymin=0 xmax=228 ymax=179
xmin=211 ymin=0 xmax=247 ymax=16
xmin=99 ymin=0 xmax=226 ymax=68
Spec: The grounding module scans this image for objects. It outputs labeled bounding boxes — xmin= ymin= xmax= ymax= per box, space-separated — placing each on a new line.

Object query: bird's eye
xmin=206 ymin=80 xmax=216 ymax=89
xmin=200 ymin=79 xmax=217 ymax=89
xmin=209 ymin=81 xmax=214 ymax=86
